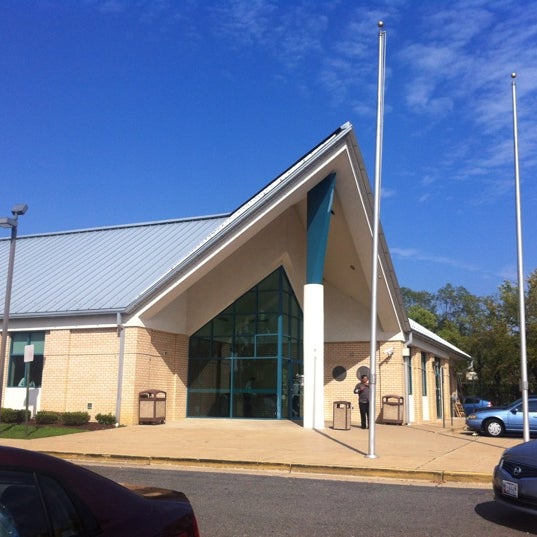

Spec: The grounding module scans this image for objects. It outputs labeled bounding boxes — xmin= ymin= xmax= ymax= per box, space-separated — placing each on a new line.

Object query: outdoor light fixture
xmin=0 ymin=203 xmax=28 ymax=421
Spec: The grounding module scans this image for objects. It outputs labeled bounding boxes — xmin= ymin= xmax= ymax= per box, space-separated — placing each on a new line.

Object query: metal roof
xmin=0 ymin=122 xmax=355 ymax=320
xmin=409 ymin=319 xmax=470 ymax=359
xmin=0 ymin=216 xmax=228 ymax=317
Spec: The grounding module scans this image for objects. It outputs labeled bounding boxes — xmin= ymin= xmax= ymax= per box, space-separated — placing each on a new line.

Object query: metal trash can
xmin=381 ymin=395 xmax=404 ymax=425
xmin=333 ymin=401 xmax=351 ymax=430
xmin=139 ymin=389 xmax=166 ymax=424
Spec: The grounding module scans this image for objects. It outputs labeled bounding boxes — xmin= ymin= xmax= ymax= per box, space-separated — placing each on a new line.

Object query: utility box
xmin=381 ymin=395 xmax=404 ymax=425
xmin=139 ymin=389 xmax=166 ymax=424
xmin=333 ymin=401 xmax=351 ymax=430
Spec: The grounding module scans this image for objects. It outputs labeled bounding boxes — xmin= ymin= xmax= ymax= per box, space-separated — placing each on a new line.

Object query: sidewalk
xmin=0 ymin=418 xmax=522 ymax=485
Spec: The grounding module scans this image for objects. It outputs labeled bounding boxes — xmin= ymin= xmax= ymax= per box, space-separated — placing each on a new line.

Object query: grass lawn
xmin=0 ymin=423 xmax=87 ymax=439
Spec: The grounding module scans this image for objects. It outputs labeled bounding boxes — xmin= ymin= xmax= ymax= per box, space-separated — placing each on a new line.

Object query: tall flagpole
xmin=367 ymin=21 xmax=386 ymax=459
xmin=511 ymin=72 xmax=529 ymax=442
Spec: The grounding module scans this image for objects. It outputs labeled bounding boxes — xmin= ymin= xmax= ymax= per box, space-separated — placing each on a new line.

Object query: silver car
xmin=493 ymin=439 xmax=537 ymax=514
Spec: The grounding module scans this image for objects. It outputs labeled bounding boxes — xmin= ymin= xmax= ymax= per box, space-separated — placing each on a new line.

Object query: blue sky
xmin=1 ymin=0 xmax=536 ymax=298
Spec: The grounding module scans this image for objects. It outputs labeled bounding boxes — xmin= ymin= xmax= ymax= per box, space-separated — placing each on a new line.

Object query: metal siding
xmin=0 ymin=217 xmax=227 ymax=316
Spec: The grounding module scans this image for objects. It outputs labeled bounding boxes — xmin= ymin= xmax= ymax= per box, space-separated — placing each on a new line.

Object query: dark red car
xmin=0 ymin=445 xmax=200 ymax=536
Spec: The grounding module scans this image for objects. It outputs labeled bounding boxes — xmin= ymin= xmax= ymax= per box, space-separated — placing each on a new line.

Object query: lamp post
xmin=0 ymin=204 xmax=28 ymax=419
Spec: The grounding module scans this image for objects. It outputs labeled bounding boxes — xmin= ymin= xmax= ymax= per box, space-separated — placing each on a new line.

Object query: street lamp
xmin=0 ymin=204 xmax=28 ymax=419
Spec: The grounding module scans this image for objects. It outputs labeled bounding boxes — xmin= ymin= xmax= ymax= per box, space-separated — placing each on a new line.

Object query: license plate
xmin=502 ymin=480 xmax=518 ymax=498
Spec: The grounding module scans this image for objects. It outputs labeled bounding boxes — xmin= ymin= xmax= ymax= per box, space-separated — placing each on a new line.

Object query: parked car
xmin=466 ymin=397 xmax=537 ymax=437
xmin=493 ymin=438 xmax=537 ymax=515
xmin=0 ymin=445 xmax=200 ymax=536
xmin=462 ymin=396 xmax=493 ymax=415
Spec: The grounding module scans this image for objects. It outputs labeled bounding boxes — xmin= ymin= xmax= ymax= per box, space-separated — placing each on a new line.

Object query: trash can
xmin=333 ymin=401 xmax=351 ymax=430
xmin=139 ymin=389 xmax=166 ymax=424
xmin=381 ymin=395 xmax=404 ymax=425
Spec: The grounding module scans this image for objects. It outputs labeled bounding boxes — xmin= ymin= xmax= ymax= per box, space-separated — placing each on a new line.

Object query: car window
xmin=0 ymin=471 xmax=48 ymax=537
xmin=39 ymin=475 xmax=88 ymax=537
xmin=528 ymin=401 xmax=537 ymax=412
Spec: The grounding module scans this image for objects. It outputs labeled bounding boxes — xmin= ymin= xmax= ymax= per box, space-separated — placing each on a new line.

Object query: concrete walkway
xmin=0 ymin=418 xmax=523 ymax=485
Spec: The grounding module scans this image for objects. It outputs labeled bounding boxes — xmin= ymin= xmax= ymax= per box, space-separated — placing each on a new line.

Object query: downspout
xmin=403 ymin=331 xmax=413 ymax=425
xmin=115 ymin=312 xmax=125 ymax=427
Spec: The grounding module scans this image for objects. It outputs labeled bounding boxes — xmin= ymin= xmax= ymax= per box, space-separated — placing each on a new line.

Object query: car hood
xmin=502 ymin=439 xmax=537 ymax=461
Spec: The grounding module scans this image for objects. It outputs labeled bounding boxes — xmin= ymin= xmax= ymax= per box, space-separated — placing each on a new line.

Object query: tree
xmin=402 ymin=272 xmax=537 ymax=405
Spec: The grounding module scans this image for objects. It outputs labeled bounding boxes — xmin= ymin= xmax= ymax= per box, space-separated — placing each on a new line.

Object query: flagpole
xmin=511 ymin=72 xmax=529 ymax=442
xmin=367 ymin=21 xmax=386 ymax=459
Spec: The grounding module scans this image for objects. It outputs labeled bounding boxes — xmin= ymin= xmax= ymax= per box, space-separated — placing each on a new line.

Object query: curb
xmin=41 ymin=451 xmax=491 ymax=485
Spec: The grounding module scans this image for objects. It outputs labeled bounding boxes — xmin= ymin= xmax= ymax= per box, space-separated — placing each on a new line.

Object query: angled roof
xmin=409 ymin=319 xmax=470 ymax=360
xmin=0 ymin=216 xmax=228 ymax=317
xmin=0 ymin=123 xmax=408 ymax=333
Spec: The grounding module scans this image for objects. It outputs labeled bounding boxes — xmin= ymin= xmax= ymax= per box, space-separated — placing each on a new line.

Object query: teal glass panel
xmin=281 ymin=291 xmax=290 ymax=316
xmin=188 ymin=267 xmax=303 ymax=419
xmin=212 ymin=338 xmax=232 ymax=358
xmin=256 ymin=310 xmax=278 ymax=334
xmin=8 ymin=332 xmax=45 ymax=387
xmin=188 ymin=391 xmax=230 ymax=417
xmin=194 ymin=322 xmax=211 ymax=339
xmin=188 ymin=359 xmax=230 ymax=390
xmin=258 ymin=270 xmax=279 ymax=291
xmin=11 ymin=332 xmax=45 ymax=356
xmin=235 ymin=290 xmax=256 ymax=315
xmin=213 ymin=314 xmax=233 ymax=337
xmin=189 ymin=337 xmax=211 ymax=359
xmin=232 ymin=359 xmax=277 ymax=418
xmin=255 ymin=334 xmax=278 ymax=357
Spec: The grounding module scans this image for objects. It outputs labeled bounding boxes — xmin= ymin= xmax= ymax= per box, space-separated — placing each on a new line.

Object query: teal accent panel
xmin=307 ymin=173 xmax=336 ymax=284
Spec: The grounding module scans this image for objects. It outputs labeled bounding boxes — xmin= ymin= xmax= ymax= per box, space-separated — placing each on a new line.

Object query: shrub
xmin=95 ymin=413 xmax=116 ymax=426
xmin=61 ymin=411 xmax=90 ymax=426
xmin=0 ymin=408 xmax=29 ymax=424
xmin=35 ymin=411 xmax=62 ymax=425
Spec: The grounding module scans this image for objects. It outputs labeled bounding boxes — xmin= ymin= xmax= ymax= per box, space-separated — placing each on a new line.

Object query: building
xmin=0 ymin=123 xmax=470 ymax=427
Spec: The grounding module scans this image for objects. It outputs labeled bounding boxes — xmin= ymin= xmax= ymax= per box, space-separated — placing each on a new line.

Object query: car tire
xmin=484 ymin=418 xmax=504 ymax=437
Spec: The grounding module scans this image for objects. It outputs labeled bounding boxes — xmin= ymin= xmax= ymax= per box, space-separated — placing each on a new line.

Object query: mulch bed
xmin=26 ymin=420 xmax=116 ymax=431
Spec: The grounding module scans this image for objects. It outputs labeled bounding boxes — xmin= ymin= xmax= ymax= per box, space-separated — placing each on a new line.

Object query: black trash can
xmin=381 ymin=395 xmax=404 ymax=425
xmin=139 ymin=389 xmax=166 ymax=424
xmin=333 ymin=401 xmax=351 ymax=430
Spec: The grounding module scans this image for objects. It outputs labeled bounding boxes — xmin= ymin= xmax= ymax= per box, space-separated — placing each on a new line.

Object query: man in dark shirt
xmin=354 ymin=375 xmax=370 ymax=429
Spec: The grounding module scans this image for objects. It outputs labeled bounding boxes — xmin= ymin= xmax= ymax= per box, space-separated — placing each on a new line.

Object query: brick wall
xmin=324 ymin=341 xmax=406 ymax=425
xmin=38 ymin=327 xmax=189 ymax=425
xmin=40 ymin=328 xmax=119 ymax=419
xmin=35 ymin=327 xmax=453 ymax=426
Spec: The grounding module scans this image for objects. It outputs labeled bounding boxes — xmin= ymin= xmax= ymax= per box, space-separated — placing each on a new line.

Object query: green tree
xmin=407 ymin=305 xmax=438 ymax=331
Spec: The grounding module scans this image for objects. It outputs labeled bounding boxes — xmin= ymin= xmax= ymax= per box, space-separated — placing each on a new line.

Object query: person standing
xmin=354 ymin=375 xmax=370 ymax=429
xmin=244 ymin=377 xmax=255 ymax=417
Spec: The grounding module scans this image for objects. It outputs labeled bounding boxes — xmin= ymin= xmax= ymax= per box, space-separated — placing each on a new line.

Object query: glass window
xmin=189 ymin=336 xmax=212 ymax=359
xmin=8 ymin=332 xmax=45 ymax=388
xmin=258 ymin=270 xmax=279 ymax=291
xmin=258 ymin=291 xmax=278 ymax=315
xmin=188 ymin=359 xmax=230 ymax=390
xmin=188 ymin=267 xmax=303 ymax=418
xmin=40 ymin=475 xmax=95 ymax=536
xmin=421 ymin=352 xmax=427 ymax=396
xmin=232 ymin=359 xmax=278 ymax=418
xmin=234 ymin=290 xmax=256 ymax=315
xmin=0 ymin=471 xmax=48 ymax=536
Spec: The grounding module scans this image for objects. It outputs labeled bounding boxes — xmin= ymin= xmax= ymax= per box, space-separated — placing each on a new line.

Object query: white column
xmin=303 ymin=283 xmax=325 ymax=429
